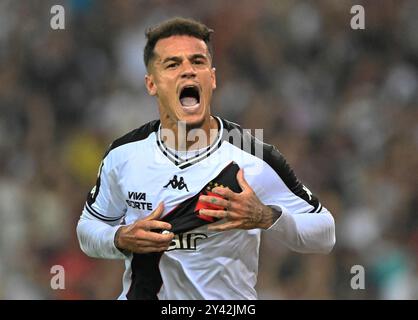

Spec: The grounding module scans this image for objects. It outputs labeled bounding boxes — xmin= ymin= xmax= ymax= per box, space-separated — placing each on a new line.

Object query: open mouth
xmin=179 ymin=85 xmax=200 ymax=107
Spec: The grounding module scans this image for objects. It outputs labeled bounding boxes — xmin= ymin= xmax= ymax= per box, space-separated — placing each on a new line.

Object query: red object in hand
xmin=195 ymin=191 xmax=225 ymax=222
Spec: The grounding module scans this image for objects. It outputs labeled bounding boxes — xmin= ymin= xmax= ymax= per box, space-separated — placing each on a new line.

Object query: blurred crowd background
xmin=0 ymin=0 xmax=417 ymax=299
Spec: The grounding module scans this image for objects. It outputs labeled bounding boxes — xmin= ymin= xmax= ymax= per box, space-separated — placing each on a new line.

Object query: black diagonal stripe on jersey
xmin=84 ymin=205 xmax=123 ymax=222
xmin=126 ymin=252 xmax=163 ymax=300
xmin=161 ymin=161 xmax=241 ymax=234
xmin=126 ymin=162 xmax=241 ymax=300
xmin=220 ymin=118 xmax=321 ymax=212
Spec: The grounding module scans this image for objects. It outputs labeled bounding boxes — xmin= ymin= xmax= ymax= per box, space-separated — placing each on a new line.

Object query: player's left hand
xmin=198 ymin=169 xmax=281 ymax=231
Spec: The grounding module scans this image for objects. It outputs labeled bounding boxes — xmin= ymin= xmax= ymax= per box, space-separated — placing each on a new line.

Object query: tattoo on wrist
xmin=264 ymin=206 xmax=282 ymax=229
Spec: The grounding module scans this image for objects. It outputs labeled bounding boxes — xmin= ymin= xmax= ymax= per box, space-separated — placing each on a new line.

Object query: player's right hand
xmin=114 ymin=202 xmax=174 ymax=254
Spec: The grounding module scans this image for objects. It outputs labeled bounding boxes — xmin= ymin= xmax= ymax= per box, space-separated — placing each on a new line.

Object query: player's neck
xmin=160 ymin=116 xmax=219 ymax=151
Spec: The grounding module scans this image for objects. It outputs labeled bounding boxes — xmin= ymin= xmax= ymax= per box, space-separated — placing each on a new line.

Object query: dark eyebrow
xmin=189 ymin=54 xmax=208 ymax=60
xmin=161 ymin=54 xmax=208 ymax=65
xmin=162 ymin=56 xmax=182 ymax=65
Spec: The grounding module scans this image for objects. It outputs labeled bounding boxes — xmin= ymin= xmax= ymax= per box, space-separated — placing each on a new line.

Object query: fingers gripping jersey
xmin=162 ymin=161 xmax=241 ymax=234
xmin=127 ymin=162 xmax=241 ymax=300
xmin=78 ymin=117 xmax=335 ymax=300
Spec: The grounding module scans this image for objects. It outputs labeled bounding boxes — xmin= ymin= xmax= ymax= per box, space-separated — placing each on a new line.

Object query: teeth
xmin=180 ymin=97 xmax=198 ymax=107
xmin=179 ymin=85 xmax=199 ymax=107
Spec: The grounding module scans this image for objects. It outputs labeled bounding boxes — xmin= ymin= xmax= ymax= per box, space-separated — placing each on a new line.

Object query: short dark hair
xmin=144 ymin=17 xmax=214 ymax=69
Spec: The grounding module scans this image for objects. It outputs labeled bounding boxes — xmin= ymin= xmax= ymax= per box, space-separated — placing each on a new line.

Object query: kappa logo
xmin=164 ymin=175 xmax=189 ymax=192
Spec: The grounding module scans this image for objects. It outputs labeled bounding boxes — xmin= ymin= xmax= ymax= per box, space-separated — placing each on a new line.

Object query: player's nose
xmin=180 ymin=61 xmax=196 ymax=79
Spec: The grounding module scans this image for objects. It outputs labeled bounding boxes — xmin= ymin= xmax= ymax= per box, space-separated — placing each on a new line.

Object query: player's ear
xmin=145 ymin=74 xmax=157 ymax=96
xmin=211 ymin=67 xmax=216 ymax=90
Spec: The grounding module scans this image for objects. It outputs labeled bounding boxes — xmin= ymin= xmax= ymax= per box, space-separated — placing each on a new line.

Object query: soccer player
xmin=76 ymin=17 xmax=336 ymax=300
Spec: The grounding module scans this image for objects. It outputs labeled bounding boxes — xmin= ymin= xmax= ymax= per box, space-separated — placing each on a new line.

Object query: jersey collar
xmin=156 ymin=116 xmax=224 ymax=169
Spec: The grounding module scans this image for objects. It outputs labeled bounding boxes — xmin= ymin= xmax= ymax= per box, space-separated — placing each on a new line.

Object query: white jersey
xmin=77 ymin=117 xmax=335 ymax=300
